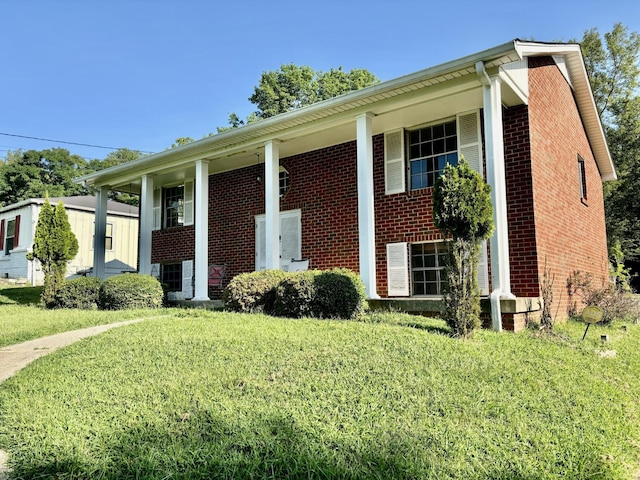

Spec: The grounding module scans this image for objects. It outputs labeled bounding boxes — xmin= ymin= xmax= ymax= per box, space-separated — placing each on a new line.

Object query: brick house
xmin=78 ymin=40 xmax=615 ymax=331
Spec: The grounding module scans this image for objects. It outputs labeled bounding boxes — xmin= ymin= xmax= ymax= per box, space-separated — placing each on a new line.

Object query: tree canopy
xmin=218 ymin=64 xmax=379 ymax=131
xmin=0 ymin=147 xmax=143 ymax=207
xmin=579 ymin=24 xmax=640 ymax=263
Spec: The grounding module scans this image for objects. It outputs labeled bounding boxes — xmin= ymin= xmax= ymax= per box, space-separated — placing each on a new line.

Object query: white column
xmin=265 ymin=140 xmax=280 ymax=270
xmin=356 ymin=112 xmax=378 ymax=298
xmin=139 ymin=175 xmax=154 ymax=275
xmin=193 ymin=160 xmax=210 ymax=301
xmin=483 ymin=75 xmax=514 ymax=298
xmin=93 ymin=186 xmax=108 ymax=279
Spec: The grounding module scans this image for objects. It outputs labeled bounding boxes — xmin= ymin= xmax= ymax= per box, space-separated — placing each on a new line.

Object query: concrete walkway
xmin=0 ymin=318 xmax=147 ymax=479
xmin=0 ymin=319 xmax=146 ymax=384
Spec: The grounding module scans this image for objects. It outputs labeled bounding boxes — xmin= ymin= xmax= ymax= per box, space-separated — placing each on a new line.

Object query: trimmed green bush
xmin=272 ymin=271 xmax=317 ymax=318
xmin=314 ymin=268 xmax=367 ymax=319
xmin=273 ymin=269 xmax=367 ymax=319
xmin=99 ymin=274 xmax=163 ymax=310
xmin=53 ymin=276 xmax=103 ymax=310
xmin=223 ymin=270 xmax=290 ymax=313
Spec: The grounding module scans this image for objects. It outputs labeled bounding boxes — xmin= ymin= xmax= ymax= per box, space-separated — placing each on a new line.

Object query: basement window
xmin=161 ymin=263 xmax=182 ymax=292
xmin=410 ymin=242 xmax=450 ymax=296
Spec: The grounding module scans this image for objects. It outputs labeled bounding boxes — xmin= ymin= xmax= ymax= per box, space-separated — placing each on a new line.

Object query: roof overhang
xmin=76 ymin=39 xmax=615 ymax=191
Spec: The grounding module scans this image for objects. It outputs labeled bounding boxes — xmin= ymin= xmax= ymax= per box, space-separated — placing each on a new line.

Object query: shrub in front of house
xmin=53 ymin=276 xmax=103 ymax=310
xmin=272 ymin=271 xmax=317 ymax=318
xmin=313 ymin=268 xmax=367 ymax=319
xmin=99 ymin=274 xmax=164 ymax=310
xmin=272 ymin=269 xmax=367 ymax=319
xmin=223 ymin=270 xmax=290 ymax=313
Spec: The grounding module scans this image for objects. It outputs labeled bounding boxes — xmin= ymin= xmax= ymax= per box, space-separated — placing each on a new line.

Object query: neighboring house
xmin=77 ymin=40 xmax=615 ymax=331
xmin=0 ymin=196 xmax=139 ymax=285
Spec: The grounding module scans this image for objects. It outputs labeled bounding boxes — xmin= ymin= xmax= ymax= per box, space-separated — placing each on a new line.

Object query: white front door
xmin=255 ymin=209 xmax=301 ymax=271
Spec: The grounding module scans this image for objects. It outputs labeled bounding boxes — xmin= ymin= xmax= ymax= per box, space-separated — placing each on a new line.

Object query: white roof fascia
xmin=76 ymin=39 xmax=615 ymax=186
xmin=515 ymin=41 xmax=616 ymax=181
xmin=76 ymin=41 xmax=519 ymax=188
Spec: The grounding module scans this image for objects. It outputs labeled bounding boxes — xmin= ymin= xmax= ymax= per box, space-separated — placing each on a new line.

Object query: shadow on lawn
xmin=0 ymin=286 xmax=42 ymax=305
xmin=8 ymin=409 xmax=614 ymax=480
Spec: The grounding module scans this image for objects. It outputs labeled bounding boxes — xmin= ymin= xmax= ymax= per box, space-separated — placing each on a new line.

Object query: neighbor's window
xmin=161 ymin=263 xmax=182 ymax=292
xmin=408 ymin=120 xmax=458 ymax=190
xmin=92 ymin=223 xmax=114 ymax=250
xmin=411 ymin=242 xmax=450 ymax=295
xmin=4 ymin=219 xmax=15 ymax=255
xmin=578 ymin=155 xmax=587 ymax=201
xmin=163 ymin=186 xmax=184 ymax=228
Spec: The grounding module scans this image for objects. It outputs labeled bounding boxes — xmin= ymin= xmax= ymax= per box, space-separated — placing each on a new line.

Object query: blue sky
xmin=1 ymin=0 xmax=638 ymax=161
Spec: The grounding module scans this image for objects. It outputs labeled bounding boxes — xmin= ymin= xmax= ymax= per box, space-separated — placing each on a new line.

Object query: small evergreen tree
xmin=27 ymin=198 xmax=79 ymax=307
xmin=433 ymin=159 xmax=494 ymax=338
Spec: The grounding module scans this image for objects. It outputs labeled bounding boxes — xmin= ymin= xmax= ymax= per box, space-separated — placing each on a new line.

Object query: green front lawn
xmin=0 ymin=310 xmax=638 ymax=479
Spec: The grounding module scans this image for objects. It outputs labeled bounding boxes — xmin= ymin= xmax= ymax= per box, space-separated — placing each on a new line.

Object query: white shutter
xmin=280 ymin=210 xmax=301 ymax=271
xmin=457 ymin=112 xmax=489 ymax=295
xmin=477 ymin=240 xmax=489 ymax=296
xmin=150 ymin=263 xmax=160 ymax=280
xmin=386 ymin=242 xmax=409 ymax=297
xmin=183 ymin=180 xmax=194 ymax=226
xmin=255 ymin=215 xmax=266 ymax=271
xmin=181 ymin=259 xmax=193 ymax=299
xmin=152 ymin=189 xmax=161 ymax=230
xmin=384 ymin=130 xmax=405 ymax=195
xmin=457 ymin=110 xmax=483 ymax=175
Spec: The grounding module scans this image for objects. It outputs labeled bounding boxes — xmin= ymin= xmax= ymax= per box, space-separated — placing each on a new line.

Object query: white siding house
xmin=0 ymin=196 xmax=139 ymax=285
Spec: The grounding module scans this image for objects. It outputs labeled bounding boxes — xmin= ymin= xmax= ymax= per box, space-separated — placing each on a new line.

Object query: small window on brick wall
xmin=578 ymin=155 xmax=587 ymax=201
xmin=162 ymin=263 xmax=182 ymax=292
xmin=410 ymin=242 xmax=450 ymax=296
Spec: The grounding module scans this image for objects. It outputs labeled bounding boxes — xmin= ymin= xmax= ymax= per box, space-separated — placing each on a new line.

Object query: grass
xmin=0 ymin=284 xmax=43 ymax=306
xmin=0 ymin=284 xmax=166 ymax=348
xmin=0 ymin=308 xmax=639 ymax=479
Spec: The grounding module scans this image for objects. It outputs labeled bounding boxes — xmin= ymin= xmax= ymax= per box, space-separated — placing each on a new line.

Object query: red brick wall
xmin=527 ymin=56 xmax=609 ymax=317
xmin=151 ymin=56 xmax=609 ymax=310
xmin=504 ymin=104 xmax=540 ymax=297
xmin=372 ymin=134 xmax=445 ymax=296
xmin=152 ymin=142 xmax=363 ymax=298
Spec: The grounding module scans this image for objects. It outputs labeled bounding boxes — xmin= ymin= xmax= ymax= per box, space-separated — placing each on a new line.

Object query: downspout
xmin=476 ymin=61 xmax=515 ymax=332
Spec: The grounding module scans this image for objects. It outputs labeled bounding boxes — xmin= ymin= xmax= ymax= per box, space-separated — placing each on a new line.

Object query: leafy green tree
xmin=27 ymin=198 xmax=79 ymax=308
xmin=579 ymin=24 xmax=640 ymax=265
xmin=0 ymin=148 xmax=86 ymax=206
xmin=84 ymin=148 xmax=144 ymax=206
xmin=171 ymin=137 xmax=195 ymax=148
xmin=433 ymin=159 xmax=494 ymax=338
xmin=219 ymin=64 xmax=379 ymax=129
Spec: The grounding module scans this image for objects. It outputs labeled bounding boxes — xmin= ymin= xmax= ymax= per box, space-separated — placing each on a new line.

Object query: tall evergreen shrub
xmin=433 ymin=159 xmax=494 ymax=338
xmin=27 ymin=198 xmax=79 ymax=308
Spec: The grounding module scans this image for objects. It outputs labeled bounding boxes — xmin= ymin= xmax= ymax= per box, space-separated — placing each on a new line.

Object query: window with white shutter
xmin=457 ymin=109 xmax=489 ymax=295
xmin=384 ymin=130 xmax=405 ymax=195
xmin=152 ymin=189 xmax=161 ymax=231
xmin=181 ymin=259 xmax=193 ymax=299
xmin=183 ymin=180 xmax=194 ymax=226
xmin=457 ymin=110 xmax=483 ymax=174
xmin=386 ymin=242 xmax=409 ymax=296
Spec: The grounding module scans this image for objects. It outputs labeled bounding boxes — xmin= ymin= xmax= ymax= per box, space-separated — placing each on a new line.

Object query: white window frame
xmin=410 ymin=241 xmax=450 ymax=297
xmin=407 ymin=117 xmax=458 ymax=191
xmin=4 ymin=218 xmax=16 ymax=255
